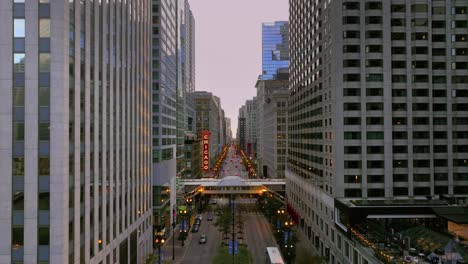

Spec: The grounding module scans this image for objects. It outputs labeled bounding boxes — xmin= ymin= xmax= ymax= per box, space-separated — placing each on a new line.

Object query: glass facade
xmin=151 ymin=0 xmax=196 ymax=243
xmin=261 ymin=21 xmax=289 ymax=80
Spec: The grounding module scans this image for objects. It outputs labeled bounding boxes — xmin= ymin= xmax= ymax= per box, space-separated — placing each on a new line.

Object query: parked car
xmin=191 ymin=225 xmax=199 ymax=233
xmin=196 ymin=214 xmax=203 ymax=221
xmin=199 ymin=234 xmax=207 ymax=244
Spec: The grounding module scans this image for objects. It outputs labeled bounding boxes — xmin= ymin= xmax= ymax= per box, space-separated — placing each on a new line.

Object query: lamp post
xmin=231 ymin=195 xmax=236 ymax=264
xmin=179 ymin=209 xmax=187 ymax=246
xmin=172 ymin=221 xmax=175 ymax=260
xmin=283 ymin=220 xmax=294 ymax=264
xmin=186 ymin=198 xmax=193 ymax=229
xmin=155 ymin=236 xmax=165 ymax=264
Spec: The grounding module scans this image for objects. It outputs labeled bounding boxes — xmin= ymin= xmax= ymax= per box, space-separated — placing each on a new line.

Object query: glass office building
xmin=261 ymin=21 xmax=289 ymax=80
xmin=151 ymin=0 xmax=196 ymax=241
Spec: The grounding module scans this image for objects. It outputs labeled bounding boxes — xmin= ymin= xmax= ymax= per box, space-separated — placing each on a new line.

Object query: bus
xmin=265 ymin=247 xmax=285 ymax=264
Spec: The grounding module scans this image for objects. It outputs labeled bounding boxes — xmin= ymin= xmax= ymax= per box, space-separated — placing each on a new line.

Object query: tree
xmin=214 ymin=206 xmax=233 ymax=243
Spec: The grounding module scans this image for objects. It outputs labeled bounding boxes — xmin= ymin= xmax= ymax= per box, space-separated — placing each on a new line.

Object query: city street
xmin=219 ymin=145 xmax=249 ymax=179
xmin=162 ymin=145 xmax=279 ymax=264
xmin=179 ymin=211 xmax=222 ymax=264
xmin=243 ymin=213 xmax=279 ymax=264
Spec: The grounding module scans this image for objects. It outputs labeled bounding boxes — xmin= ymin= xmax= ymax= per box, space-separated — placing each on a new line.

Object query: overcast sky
xmin=190 ymin=0 xmax=289 ymax=136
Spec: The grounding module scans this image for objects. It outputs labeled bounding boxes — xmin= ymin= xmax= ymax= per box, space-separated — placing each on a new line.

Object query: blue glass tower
xmin=261 ymin=21 xmax=289 ymax=80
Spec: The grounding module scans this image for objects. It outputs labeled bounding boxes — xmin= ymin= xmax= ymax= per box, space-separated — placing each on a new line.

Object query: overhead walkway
xmin=181 ymin=176 xmax=285 ymax=200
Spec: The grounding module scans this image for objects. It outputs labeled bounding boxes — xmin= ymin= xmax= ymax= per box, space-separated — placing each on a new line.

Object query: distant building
xmin=237 ymin=105 xmax=247 ymax=152
xmin=256 ymin=79 xmax=289 ymax=178
xmin=194 ymin=91 xmax=221 ymax=169
xmin=261 ymin=21 xmax=289 ymax=80
xmin=245 ymin=98 xmax=258 ymax=157
xmin=225 ymin=117 xmax=233 ymax=143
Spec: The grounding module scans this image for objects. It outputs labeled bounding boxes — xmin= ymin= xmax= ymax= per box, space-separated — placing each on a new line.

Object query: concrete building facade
xmin=287 ymin=0 xmax=468 ymax=263
xmin=194 ymin=91 xmax=221 ymax=170
xmin=237 ymin=105 xmax=247 ymax=152
xmin=0 ymin=0 xmax=153 ymax=263
xmin=245 ymin=97 xmax=258 ymax=157
xmin=256 ymin=79 xmax=289 ymax=179
xmin=225 ymin=117 xmax=232 ymax=144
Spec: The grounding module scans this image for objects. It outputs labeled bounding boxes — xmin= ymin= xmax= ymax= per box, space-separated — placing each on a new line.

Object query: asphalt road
xmin=179 ymin=146 xmax=276 ymax=263
xmin=219 ymin=146 xmax=248 ymax=179
xmin=180 ymin=211 xmax=221 ymax=264
xmin=244 ymin=213 xmax=278 ymax=264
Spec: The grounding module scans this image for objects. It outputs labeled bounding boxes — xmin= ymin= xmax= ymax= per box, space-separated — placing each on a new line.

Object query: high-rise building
xmin=288 ymin=1 xmax=468 ymax=263
xmin=0 ymin=1 xmax=153 ymax=263
xmin=261 ymin=21 xmax=289 ymax=80
xmin=183 ymin=133 xmax=202 ymax=179
xmin=225 ymin=117 xmax=232 ymax=143
xmin=221 ymin=109 xmax=227 ymax=148
xmin=256 ymin=79 xmax=289 ymax=179
xmin=245 ymin=97 xmax=258 ymax=157
xmin=151 ymin=0 xmax=195 ymax=240
xmin=194 ymin=91 xmax=221 ymax=171
xmin=237 ymin=106 xmax=247 ymax=152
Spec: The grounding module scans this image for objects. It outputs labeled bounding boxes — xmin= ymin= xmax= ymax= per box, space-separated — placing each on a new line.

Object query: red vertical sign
xmin=201 ymin=130 xmax=211 ymax=172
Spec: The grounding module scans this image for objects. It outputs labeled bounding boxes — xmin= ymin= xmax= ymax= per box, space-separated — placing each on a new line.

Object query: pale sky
xmin=190 ymin=0 xmax=289 ymax=136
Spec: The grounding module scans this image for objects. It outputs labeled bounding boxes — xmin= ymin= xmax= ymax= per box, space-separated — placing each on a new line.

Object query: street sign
xmin=228 ymin=241 xmax=238 ymax=255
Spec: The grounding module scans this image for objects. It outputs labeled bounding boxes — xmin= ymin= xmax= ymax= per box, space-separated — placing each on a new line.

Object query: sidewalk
xmin=157 ymin=218 xmax=195 ymax=264
xmin=156 ymin=228 xmax=192 ymax=264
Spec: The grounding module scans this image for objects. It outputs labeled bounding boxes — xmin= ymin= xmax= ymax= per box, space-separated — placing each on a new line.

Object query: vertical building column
xmin=0 ymin=1 xmax=13 ymax=263
xmin=49 ymin=0 xmax=69 ymax=263
xmin=24 ymin=0 xmax=39 ymax=262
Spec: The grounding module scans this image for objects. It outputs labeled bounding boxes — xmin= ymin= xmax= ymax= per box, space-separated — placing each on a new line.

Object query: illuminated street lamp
xmin=154 ymin=235 xmax=165 ymax=264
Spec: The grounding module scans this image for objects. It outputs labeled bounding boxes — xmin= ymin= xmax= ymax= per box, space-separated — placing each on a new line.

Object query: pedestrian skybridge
xmin=181 ymin=176 xmax=285 ymax=199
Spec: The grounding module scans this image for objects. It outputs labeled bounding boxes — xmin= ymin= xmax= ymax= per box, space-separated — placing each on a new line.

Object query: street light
xmin=155 ymin=236 xmax=165 ymax=264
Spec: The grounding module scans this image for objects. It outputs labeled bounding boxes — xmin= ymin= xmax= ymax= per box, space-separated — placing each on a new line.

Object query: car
xmin=207 ymin=213 xmax=214 ymax=221
xmin=191 ymin=225 xmax=199 ymax=233
xmin=199 ymin=235 xmax=207 ymax=244
xmin=196 ymin=214 xmax=203 ymax=221
xmin=210 ymin=200 xmax=217 ymax=205
xmin=194 ymin=218 xmax=201 ymax=225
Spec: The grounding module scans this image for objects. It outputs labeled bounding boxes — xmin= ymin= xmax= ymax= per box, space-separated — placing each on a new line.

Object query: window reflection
xmin=13 ymin=53 xmax=25 ymax=73
xmin=13 ymin=19 xmax=25 ymax=37
xmin=39 ymin=53 xmax=50 ymax=72
xmin=39 ymin=19 xmax=50 ymax=38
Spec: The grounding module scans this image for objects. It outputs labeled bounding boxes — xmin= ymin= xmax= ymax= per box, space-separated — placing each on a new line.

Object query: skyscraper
xmin=225 ymin=117 xmax=232 ymax=143
xmin=237 ymin=106 xmax=247 ymax=152
xmin=288 ymin=0 xmax=468 ymax=263
xmin=0 ymin=1 xmax=153 ymax=263
xmin=261 ymin=21 xmax=289 ymax=80
xmin=245 ymin=97 xmax=258 ymax=157
xmin=151 ymin=0 xmax=195 ymax=236
xmin=194 ymin=91 xmax=221 ymax=169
